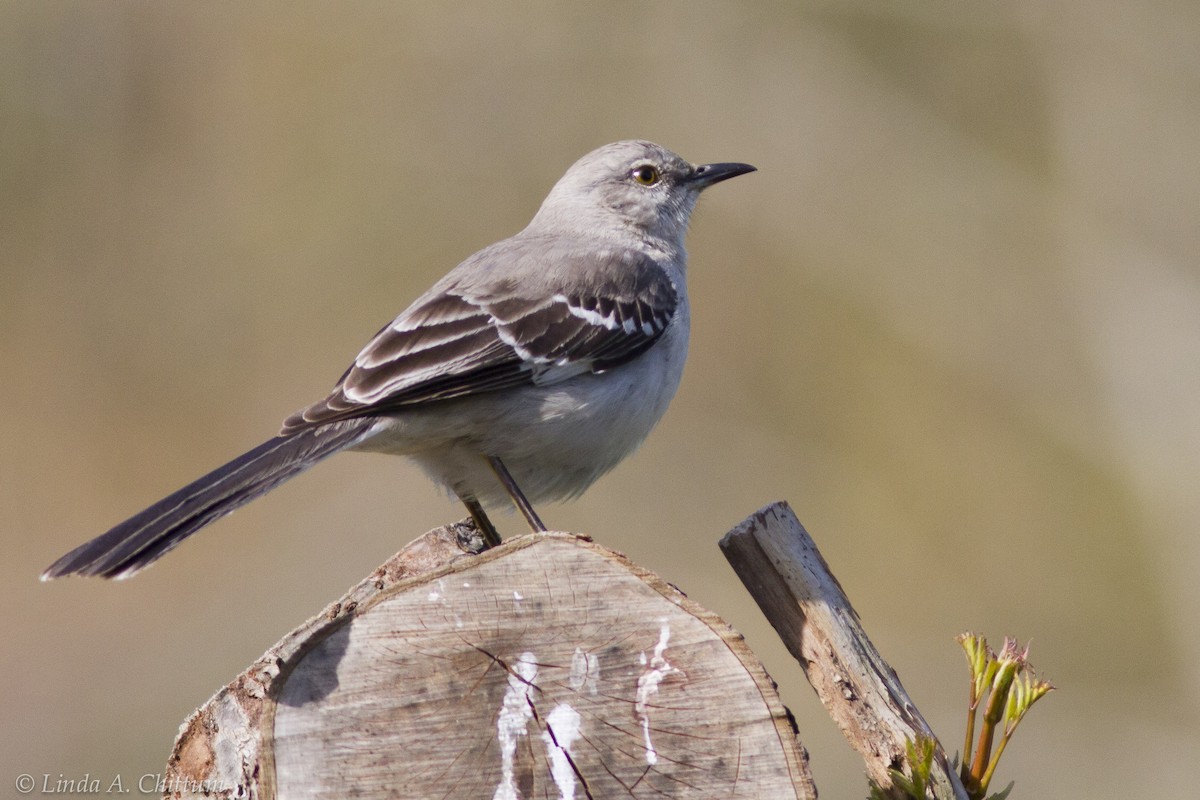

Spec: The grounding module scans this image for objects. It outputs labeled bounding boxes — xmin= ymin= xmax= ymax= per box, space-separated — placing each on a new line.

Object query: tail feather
xmin=41 ymin=420 xmax=376 ymax=580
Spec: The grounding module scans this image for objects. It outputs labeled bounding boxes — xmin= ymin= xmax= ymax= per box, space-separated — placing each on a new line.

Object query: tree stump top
xmin=167 ymin=527 xmax=814 ymax=799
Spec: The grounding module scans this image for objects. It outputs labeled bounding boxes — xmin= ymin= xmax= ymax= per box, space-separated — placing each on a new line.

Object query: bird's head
xmin=529 ymin=140 xmax=755 ymax=249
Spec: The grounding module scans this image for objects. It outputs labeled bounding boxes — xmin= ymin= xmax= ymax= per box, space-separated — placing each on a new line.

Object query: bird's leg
xmin=456 ymin=492 xmax=502 ymax=549
xmin=487 ymin=456 xmax=547 ymax=533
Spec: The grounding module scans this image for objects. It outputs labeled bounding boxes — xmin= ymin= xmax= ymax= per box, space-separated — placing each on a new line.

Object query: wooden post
xmin=720 ymin=501 xmax=969 ymax=800
xmin=164 ymin=522 xmax=816 ymax=799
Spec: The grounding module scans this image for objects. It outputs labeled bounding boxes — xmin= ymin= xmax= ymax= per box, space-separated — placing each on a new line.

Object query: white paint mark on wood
xmin=568 ymin=647 xmax=599 ymax=695
xmin=635 ymin=619 xmax=679 ymax=766
xmin=542 ymin=703 xmax=582 ymax=800
xmin=494 ymin=652 xmax=538 ymax=800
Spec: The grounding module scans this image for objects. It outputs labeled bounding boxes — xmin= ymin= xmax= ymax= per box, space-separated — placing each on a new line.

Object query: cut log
xmin=165 ymin=523 xmax=816 ymax=799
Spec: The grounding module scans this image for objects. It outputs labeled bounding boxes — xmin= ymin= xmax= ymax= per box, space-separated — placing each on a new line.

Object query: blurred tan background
xmin=3 ymin=2 xmax=1197 ymax=798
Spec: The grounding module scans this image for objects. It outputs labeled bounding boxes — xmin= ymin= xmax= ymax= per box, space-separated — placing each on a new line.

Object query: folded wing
xmin=282 ymin=249 xmax=678 ymax=432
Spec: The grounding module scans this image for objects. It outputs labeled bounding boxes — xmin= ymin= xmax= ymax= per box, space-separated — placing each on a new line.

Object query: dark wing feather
xmin=282 ymin=249 xmax=677 ymax=432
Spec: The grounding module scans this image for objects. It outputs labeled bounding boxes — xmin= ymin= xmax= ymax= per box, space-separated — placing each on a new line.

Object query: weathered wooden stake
xmin=720 ymin=501 xmax=969 ymax=800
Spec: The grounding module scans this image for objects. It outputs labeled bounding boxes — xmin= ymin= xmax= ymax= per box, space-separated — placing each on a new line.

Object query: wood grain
xmin=166 ymin=523 xmax=814 ymax=799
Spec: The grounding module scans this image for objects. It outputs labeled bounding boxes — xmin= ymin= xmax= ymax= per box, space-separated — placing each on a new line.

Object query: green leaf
xmin=986 ymin=780 xmax=1015 ymax=800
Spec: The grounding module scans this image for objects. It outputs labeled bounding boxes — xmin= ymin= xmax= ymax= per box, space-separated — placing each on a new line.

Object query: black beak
xmin=688 ymin=161 xmax=757 ymax=189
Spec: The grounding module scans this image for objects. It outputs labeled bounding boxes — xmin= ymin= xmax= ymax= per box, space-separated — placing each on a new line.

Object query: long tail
xmin=41 ymin=420 xmax=377 ymax=580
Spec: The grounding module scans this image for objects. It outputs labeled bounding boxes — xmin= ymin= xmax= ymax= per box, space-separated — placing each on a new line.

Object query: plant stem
xmin=969 ymin=666 xmax=1011 ymax=790
xmin=962 ymin=700 xmax=977 ymax=781
xmin=969 ymin=712 xmax=996 ymax=791
xmin=978 ymin=727 xmax=1013 ymax=795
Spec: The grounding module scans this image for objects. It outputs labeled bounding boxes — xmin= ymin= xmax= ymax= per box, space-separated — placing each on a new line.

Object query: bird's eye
xmin=631 ymin=164 xmax=661 ymax=186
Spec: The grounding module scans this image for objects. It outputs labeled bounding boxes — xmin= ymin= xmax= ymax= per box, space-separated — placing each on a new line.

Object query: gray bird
xmin=42 ymin=140 xmax=755 ymax=580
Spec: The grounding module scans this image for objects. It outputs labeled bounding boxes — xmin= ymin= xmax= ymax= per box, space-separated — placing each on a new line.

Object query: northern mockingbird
xmin=42 ymin=140 xmax=755 ymax=580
